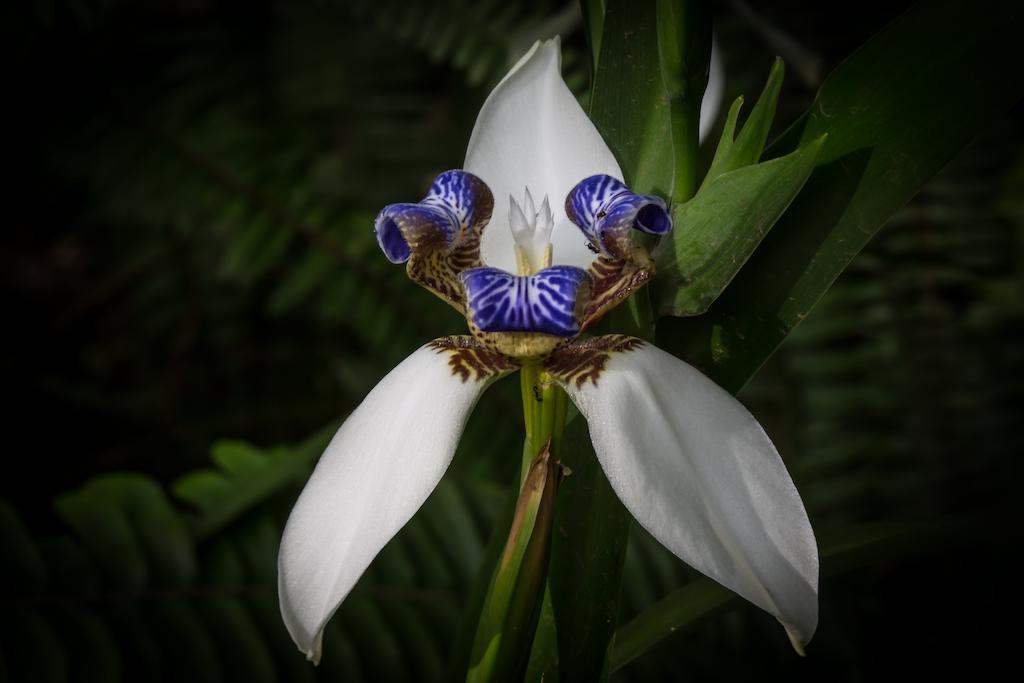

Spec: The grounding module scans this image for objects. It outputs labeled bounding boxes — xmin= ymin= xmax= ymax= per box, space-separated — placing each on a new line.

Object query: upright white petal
xmin=700 ymin=40 xmax=725 ymax=141
xmin=465 ymin=39 xmax=622 ymax=272
xmin=561 ymin=343 xmax=819 ymax=647
xmin=278 ymin=344 xmax=499 ymax=662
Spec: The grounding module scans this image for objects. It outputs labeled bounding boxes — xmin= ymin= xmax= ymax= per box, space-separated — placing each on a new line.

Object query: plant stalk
xmin=466 ymin=367 xmax=567 ymax=682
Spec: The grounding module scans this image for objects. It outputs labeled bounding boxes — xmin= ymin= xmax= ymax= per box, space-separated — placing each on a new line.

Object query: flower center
xmin=509 ymin=188 xmax=554 ymax=276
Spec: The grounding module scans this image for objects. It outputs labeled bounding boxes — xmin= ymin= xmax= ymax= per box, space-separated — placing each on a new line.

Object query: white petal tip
xmin=303 ymin=632 xmax=323 ymax=665
xmin=783 ymin=623 xmax=808 ymax=657
xmin=277 ymin=344 xmax=493 ymax=665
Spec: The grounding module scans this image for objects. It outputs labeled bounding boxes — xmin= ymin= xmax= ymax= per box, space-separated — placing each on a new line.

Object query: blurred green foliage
xmin=3 ymin=0 xmax=1023 ymax=681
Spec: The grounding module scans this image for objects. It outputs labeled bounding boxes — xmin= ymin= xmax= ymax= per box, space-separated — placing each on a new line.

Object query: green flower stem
xmin=466 ymin=366 xmax=567 ymax=682
xmin=657 ymin=0 xmax=711 ymax=203
xmin=519 ymin=364 xmax=540 ymax=486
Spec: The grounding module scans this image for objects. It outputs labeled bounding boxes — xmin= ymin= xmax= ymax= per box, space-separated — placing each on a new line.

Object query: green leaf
xmin=0 ymin=499 xmax=48 ymax=590
xmin=173 ymin=424 xmax=336 ymax=539
xmin=702 ymin=57 xmax=784 ymax=186
xmin=446 ymin=475 xmax=520 ymax=680
xmin=611 ymin=581 xmax=733 ymax=672
xmin=51 ymin=607 xmax=123 ymax=683
xmin=547 ymin=416 xmax=632 ymax=683
xmin=587 ymin=0 xmax=673 ymax=196
xmin=55 ymin=474 xmax=196 ymax=587
xmin=1 ymin=609 xmax=68 ymax=683
xmin=655 ymin=0 xmax=711 ymax=200
xmin=655 ymin=135 xmax=825 ymax=316
xmin=609 ymin=515 xmax=1004 ymax=671
xmin=581 ymin=0 xmax=606 ymax=72
xmin=541 ymin=3 xmax=711 ymax=679
xmin=467 ymin=444 xmax=559 ymax=682
xmin=658 ymin=0 xmax=1024 ymax=392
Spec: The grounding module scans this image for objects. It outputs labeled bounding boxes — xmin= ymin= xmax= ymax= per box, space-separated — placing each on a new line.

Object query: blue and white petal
xmin=278 ymin=338 xmax=515 ymax=663
xmin=374 ymin=170 xmax=493 ymax=312
xmin=461 ymin=266 xmax=589 ymax=337
xmin=374 ymin=170 xmax=492 ymax=264
xmin=554 ymin=339 xmax=819 ymax=651
xmin=565 ymin=175 xmax=672 ymax=259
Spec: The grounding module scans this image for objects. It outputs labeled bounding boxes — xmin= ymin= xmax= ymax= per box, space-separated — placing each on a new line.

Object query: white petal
xmin=561 ymin=343 xmax=819 ymax=646
xmin=699 ymin=40 xmax=725 ymax=142
xmin=278 ymin=344 xmax=498 ymax=662
xmin=465 ymin=38 xmax=622 ymax=272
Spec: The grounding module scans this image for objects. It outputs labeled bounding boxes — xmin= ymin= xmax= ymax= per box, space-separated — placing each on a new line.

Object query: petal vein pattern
xmin=277 ymin=340 xmax=514 ymax=663
xmin=374 ymin=170 xmax=493 ymax=311
xmin=565 ymin=174 xmax=671 ymax=259
xmin=461 ymin=266 xmax=589 ymax=337
xmin=557 ymin=342 xmax=820 ymax=646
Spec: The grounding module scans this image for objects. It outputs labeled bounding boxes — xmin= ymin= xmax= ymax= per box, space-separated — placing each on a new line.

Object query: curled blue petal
xmin=374 ymin=204 xmax=447 ymax=263
xmin=374 ymin=170 xmax=492 ymax=264
xmin=565 ymin=174 xmax=671 ymax=257
xmin=461 ymin=266 xmax=589 ymax=337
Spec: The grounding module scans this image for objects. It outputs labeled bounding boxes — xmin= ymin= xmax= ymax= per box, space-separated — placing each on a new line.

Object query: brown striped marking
xmin=543 ymin=335 xmax=645 ymax=388
xmin=405 ymin=190 xmax=493 ymax=314
xmin=427 ymin=336 xmax=520 ymax=383
xmin=579 ymin=248 xmax=655 ymax=333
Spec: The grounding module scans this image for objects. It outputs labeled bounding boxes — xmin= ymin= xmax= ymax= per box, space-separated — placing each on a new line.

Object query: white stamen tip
xmin=508 ymin=188 xmax=554 ymax=275
xmin=538 ymin=196 xmax=553 ymax=241
xmin=509 ymin=195 xmax=531 ymax=241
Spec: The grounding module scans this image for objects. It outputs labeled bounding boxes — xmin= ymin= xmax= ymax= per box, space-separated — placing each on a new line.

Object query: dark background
xmin=3 ymin=1 xmax=1022 ymax=681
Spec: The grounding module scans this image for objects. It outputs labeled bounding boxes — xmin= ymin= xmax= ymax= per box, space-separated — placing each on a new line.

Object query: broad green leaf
xmin=658 ymin=0 xmax=1024 ymax=392
xmin=702 ymin=57 xmax=784 ymax=186
xmin=548 ymin=416 xmax=632 ymax=683
xmin=655 ymin=135 xmax=825 ymax=316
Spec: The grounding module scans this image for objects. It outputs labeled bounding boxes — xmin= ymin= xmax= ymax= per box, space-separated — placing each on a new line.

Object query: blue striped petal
xmin=565 ymin=175 xmax=671 ymax=258
xmin=461 ymin=266 xmax=589 ymax=337
xmin=374 ymin=170 xmax=492 ymax=264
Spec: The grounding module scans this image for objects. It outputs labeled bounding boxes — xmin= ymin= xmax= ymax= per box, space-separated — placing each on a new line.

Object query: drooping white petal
xmin=465 ymin=38 xmax=622 ymax=272
xmin=561 ymin=343 xmax=819 ymax=647
xmin=278 ymin=344 xmax=500 ymax=662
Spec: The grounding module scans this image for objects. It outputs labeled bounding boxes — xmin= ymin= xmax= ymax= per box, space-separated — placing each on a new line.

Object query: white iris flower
xmin=278 ymin=38 xmax=818 ymax=664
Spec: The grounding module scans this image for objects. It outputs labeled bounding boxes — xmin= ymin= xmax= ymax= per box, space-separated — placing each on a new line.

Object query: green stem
xmin=668 ymin=99 xmax=700 ymax=201
xmin=466 ymin=369 xmax=568 ymax=682
xmin=656 ymin=0 xmax=711 ymax=203
xmin=520 ymin=364 xmax=540 ymax=486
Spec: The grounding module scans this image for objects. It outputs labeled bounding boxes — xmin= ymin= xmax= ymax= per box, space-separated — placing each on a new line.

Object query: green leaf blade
xmin=703 ymin=56 xmax=785 ymax=186
xmin=656 ymin=134 xmax=825 ymax=316
xmin=662 ymin=0 xmax=1024 ymax=392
